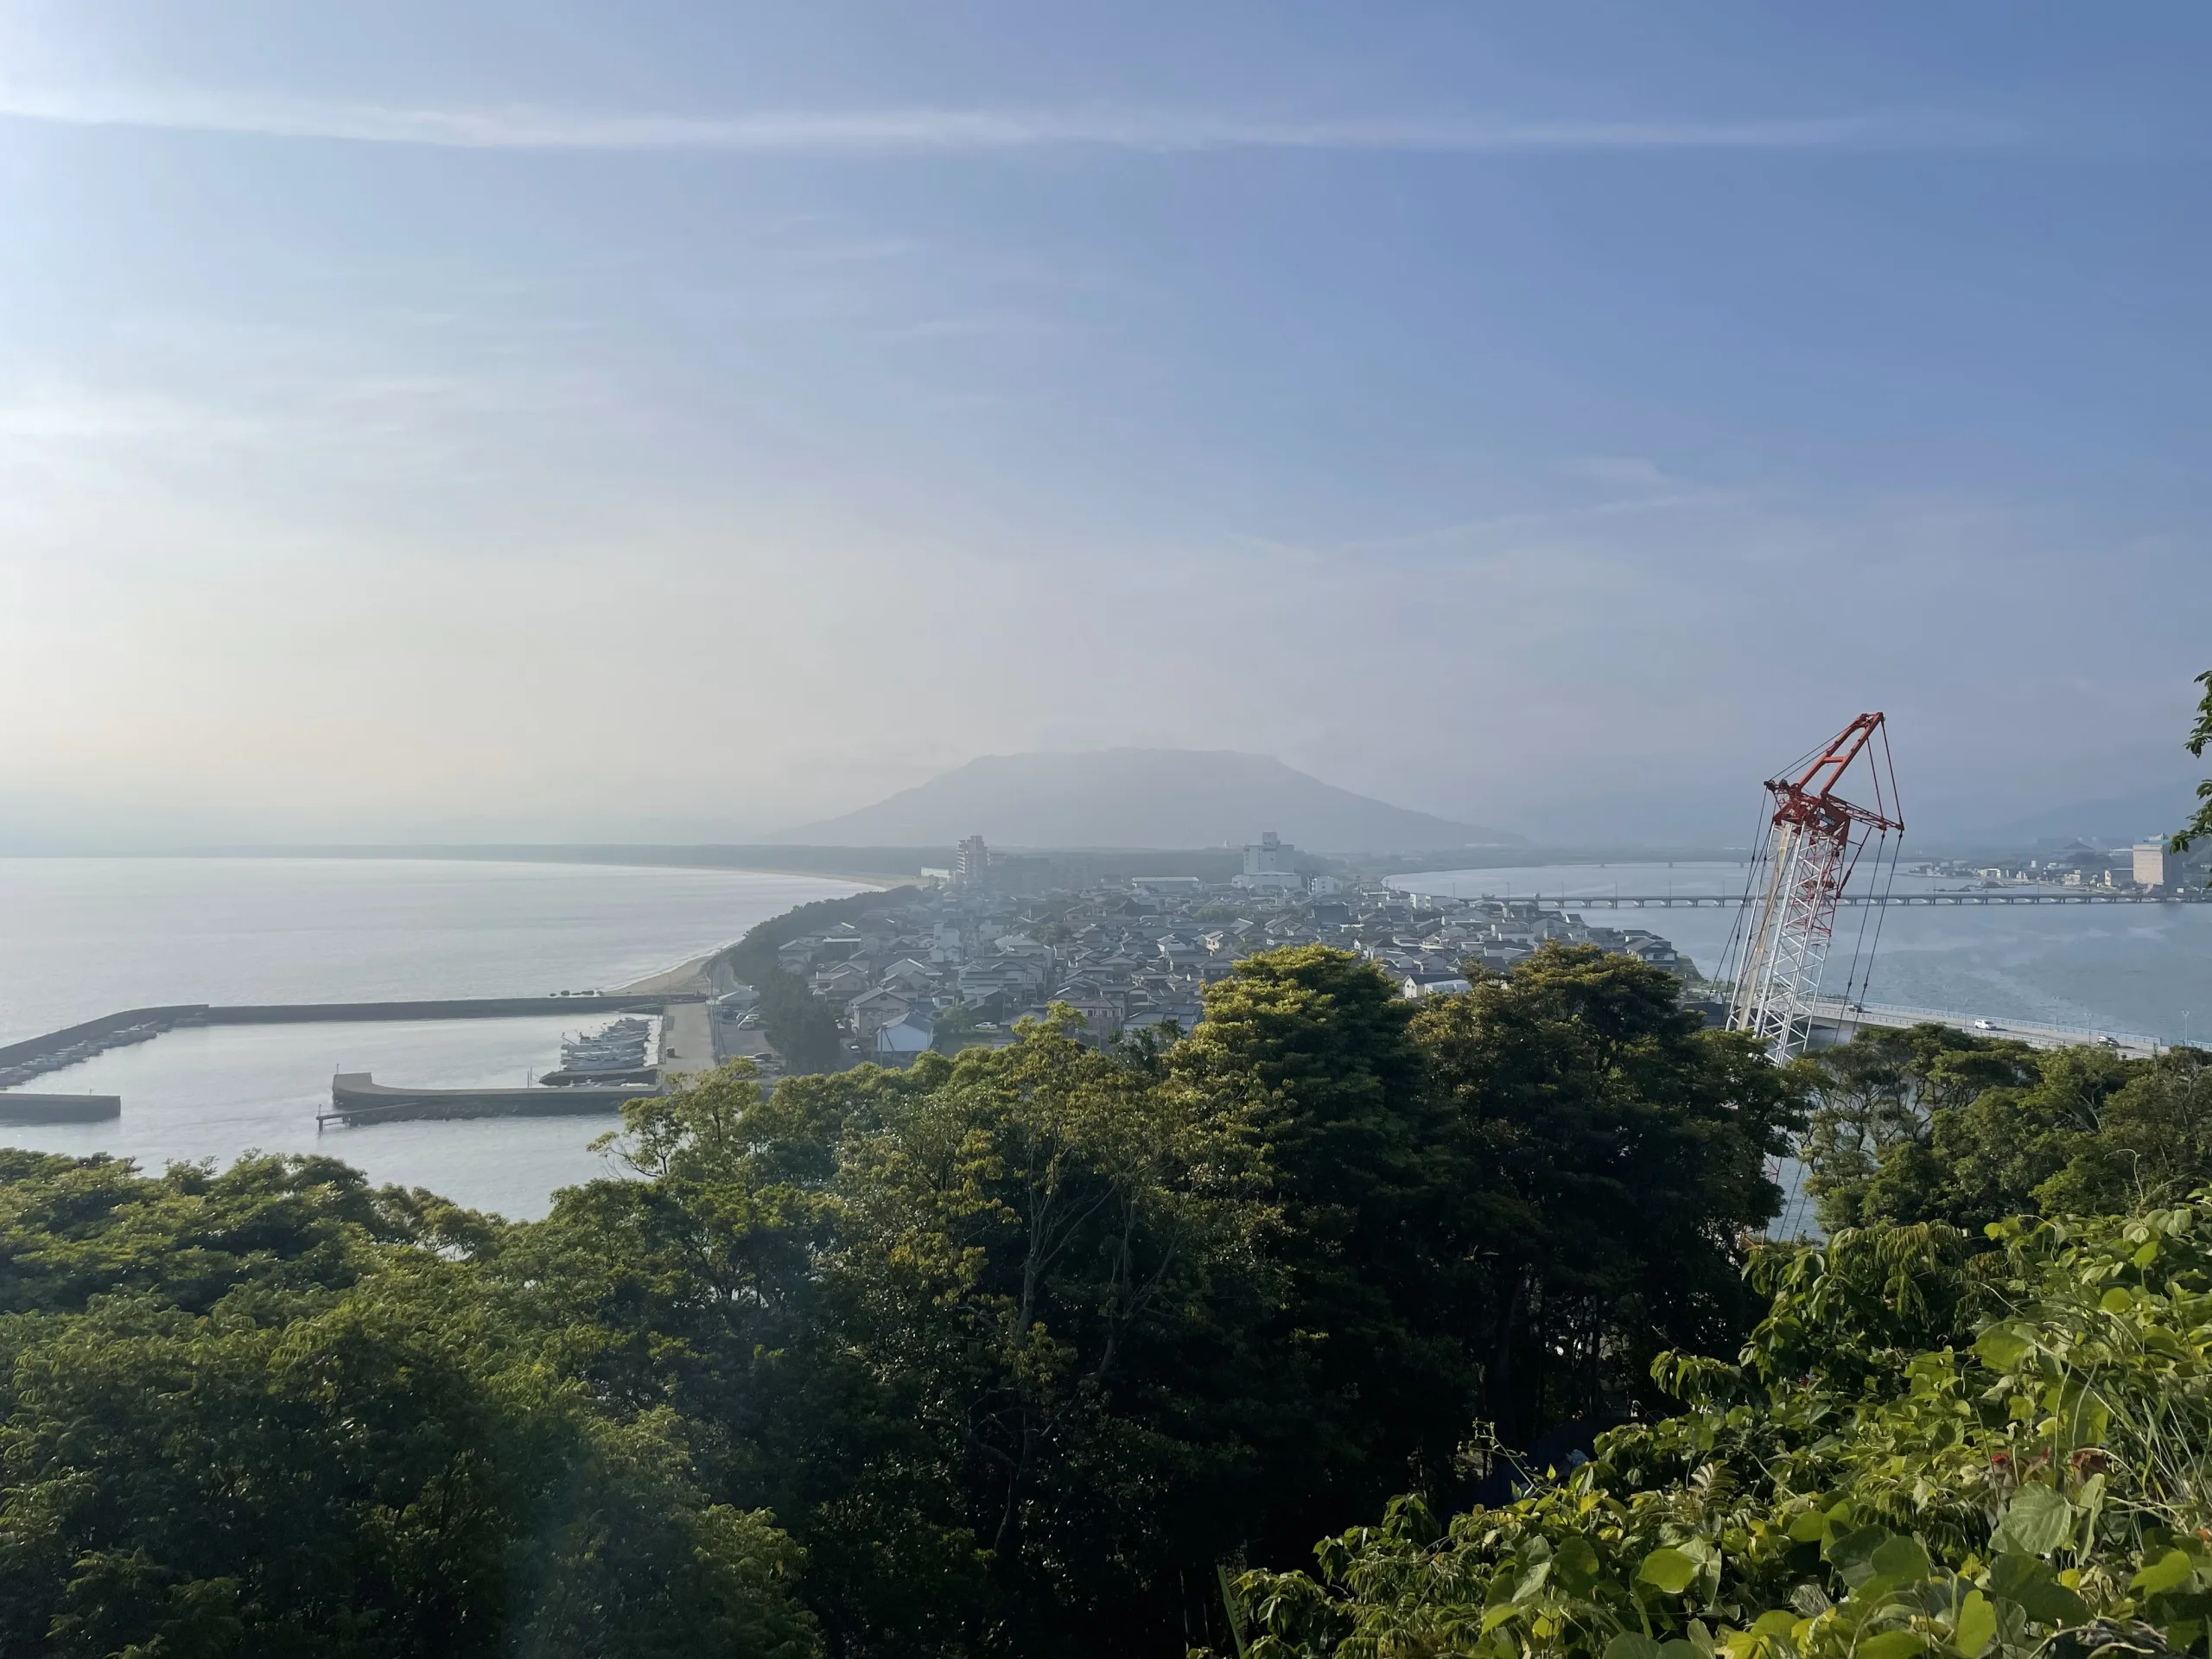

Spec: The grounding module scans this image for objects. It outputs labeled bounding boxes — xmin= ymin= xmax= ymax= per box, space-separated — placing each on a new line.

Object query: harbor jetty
xmin=0 ymin=1093 xmax=123 ymax=1124
xmin=321 ymin=1072 xmax=660 ymax=1128
xmin=0 ymin=993 xmax=706 ymax=1114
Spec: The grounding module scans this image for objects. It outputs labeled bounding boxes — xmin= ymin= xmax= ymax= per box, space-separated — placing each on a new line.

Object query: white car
xmin=1973 ymin=1019 xmax=1999 ymax=1031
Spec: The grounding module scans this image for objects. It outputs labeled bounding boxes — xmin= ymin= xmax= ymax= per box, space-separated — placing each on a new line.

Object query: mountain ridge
xmin=1975 ymin=780 xmax=2199 ymax=845
xmin=779 ymin=748 xmax=1522 ymax=855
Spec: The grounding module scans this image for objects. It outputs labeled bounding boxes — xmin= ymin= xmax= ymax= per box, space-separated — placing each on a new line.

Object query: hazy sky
xmin=1 ymin=2 xmax=2206 ymax=847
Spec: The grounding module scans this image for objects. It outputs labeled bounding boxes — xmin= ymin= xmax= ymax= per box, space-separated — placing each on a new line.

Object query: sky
xmin=0 ymin=1 xmax=2206 ymax=848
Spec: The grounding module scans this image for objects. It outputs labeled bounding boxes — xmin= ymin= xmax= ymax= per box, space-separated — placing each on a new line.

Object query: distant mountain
xmin=780 ymin=749 xmax=1522 ymax=855
xmin=1977 ymin=781 xmax=2200 ymax=847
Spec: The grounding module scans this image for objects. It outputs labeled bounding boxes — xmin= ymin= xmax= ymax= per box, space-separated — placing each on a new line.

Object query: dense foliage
xmin=2172 ymin=666 xmax=2212 ymax=862
xmin=1800 ymin=1026 xmax=2212 ymax=1237
xmin=0 ymin=1152 xmax=817 ymax=1658
xmin=0 ymin=944 xmax=1796 ymax=1656
xmin=1229 ymin=1195 xmax=2212 ymax=1659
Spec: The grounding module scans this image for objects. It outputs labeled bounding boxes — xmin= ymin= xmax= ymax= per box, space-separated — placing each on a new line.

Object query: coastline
xmin=18 ymin=847 xmax=921 ymax=890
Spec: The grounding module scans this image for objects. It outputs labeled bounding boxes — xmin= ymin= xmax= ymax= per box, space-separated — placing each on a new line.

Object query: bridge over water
xmin=1449 ymin=889 xmax=2207 ymax=909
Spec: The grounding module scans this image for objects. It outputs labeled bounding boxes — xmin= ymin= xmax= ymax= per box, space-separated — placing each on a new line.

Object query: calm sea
xmin=0 ymin=858 xmax=866 ymax=1217
xmin=1394 ymin=861 xmax=2212 ymax=1048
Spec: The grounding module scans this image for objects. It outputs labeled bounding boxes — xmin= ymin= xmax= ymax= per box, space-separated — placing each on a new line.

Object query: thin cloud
xmin=0 ymin=86 xmax=2012 ymax=155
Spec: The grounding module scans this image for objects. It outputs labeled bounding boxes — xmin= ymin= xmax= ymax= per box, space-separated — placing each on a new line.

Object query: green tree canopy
xmin=0 ymin=943 xmax=1820 ymax=1658
xmin=1413 ymin=944 xmax=1802 ymax=1446
xmin=1803 ymin=1030 xmax=2212 ymax=1235
xmin=0 ymin=1152 xmax=817 ymax=1659
xmin=2171 ymin=665 xmax=2212 ymax=863
xmin=1227 ymin=1194 xmax=2212 ymax=1659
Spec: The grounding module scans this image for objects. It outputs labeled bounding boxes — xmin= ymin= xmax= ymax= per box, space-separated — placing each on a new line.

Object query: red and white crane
xmin=1723 ymin=713 xmax=1904 ymax=1062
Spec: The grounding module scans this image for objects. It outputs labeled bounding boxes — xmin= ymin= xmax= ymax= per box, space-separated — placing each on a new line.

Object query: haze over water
xmin=0 ymin=857 xmax=866 ymax=1216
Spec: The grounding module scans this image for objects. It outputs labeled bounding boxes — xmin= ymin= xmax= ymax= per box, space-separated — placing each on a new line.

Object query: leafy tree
xmin=1413 ymin=943 xmax=1803 ymax=1445
xmin=1804 ymin=1032 xmax=2212 ymax=1236
xmin=1798 ymin=1026 xmax=2042 ymax=1234
xmin=0 ymin=942 xmax=1819 ymax=1659
xmin=513 ymin=1029 xmax=1273 ymax=1658
xmin=2171 ymin=666 xmax=2212 ymax=866
xmin=709 ymin=888 xmax=916 ymax=1074
xmin=1227 ymin=1195 xmax=2212 ymax=1659
xmin=930 ymin=1001 xmax=988 ymax=1052
xmin=2035 ymin=1048 xmax=2212 ymax=1214
xmin=1167 ymin=946 xmax=1467 ymax=1560
xmin=0 ymin=1152 xmax=817 ymax=1658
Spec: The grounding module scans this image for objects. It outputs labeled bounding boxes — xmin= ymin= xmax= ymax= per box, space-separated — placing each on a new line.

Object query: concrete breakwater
xmin=0 ymin=994 xmax=702 ymax=1082
xmin=0 ymin=1006 xmax=205 ymax=1088
xmin=321 ymin=1071 xmax=660 ymax=1128
xmin=0 ymin=1092 xmax=123 ymax=1124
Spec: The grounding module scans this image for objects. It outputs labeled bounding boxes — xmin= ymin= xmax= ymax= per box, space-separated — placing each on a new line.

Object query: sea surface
xmin=1392 ymin=861 xmax=2211 ymax=1047
xmin=0 ymin=857 xmax=866 ymax=1216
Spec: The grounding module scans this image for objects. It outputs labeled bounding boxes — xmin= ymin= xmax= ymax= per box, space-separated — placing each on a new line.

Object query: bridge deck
xmin=1413 ymin=890 xmax=2202 ymax=908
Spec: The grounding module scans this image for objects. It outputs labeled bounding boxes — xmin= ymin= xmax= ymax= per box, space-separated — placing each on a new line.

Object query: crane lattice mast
xmin=1724 ymin=713 xmax=1904 ymax=1063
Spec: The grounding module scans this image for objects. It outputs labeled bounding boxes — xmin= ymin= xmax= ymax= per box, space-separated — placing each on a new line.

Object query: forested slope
xmin=3 ymin=944 xmax=2207 ymax=1658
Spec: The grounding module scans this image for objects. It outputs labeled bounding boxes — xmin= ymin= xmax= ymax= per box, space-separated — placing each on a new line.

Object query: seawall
xmin=0 ymin=1093 xmax=123 ymax=1124
xmin=0 ymin=993 xmax=701 ymax=1069
xmin=323 ymin=1071 xmax=659 ymax=1127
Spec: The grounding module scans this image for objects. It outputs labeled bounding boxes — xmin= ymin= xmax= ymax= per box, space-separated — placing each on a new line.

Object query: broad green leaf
xmin=1555 ymin=1536 xmax=1602 ymax=1593
xmin=1990 ymin=1486 xmax=2072 ymax=1558
xmin=1827 ymin=1527 xmax=1894 ymax=1589
xmin=1606 ymin=1634 xmax=1664 ymax=1659
xmin=1987 ymin=1553 xmax=2090 ymax=1625
xmin=1787 ymin=1511 xmax=1830 ymax=1545
xmin=2133 ymin=1549 xmax=2196 ymax=1596
xmin=1973 ymin=1325 xmax=2035 ymax=1370
xmin=2053 ymin=1379 xmax=2111 ymax=1450
xmin=1954 ymin=1590 xmax=1997 ymax=1657
xmin=1511 ymin=1559 xmax=1552 ymax=1604
xmin=1872 ymin=1536 xmax=1932 ymax=1583
xmin=1753 ymin=1610 xmax=1800 ymax=1639
xmin=1640 ymin=1548 xmax=1700 ymax=1596
xmin=1859 ymin=1630 xmax=1929 ymax=1659
xmin=2025 ymin=1580 xmax=2092 ymax=1625
xmin=2100 ymin=1287 xmax=2134 ymax=1314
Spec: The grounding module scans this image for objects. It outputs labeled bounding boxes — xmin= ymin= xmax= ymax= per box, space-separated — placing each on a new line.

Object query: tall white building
xmin=2134 ymin=841 xmax=2208 ymax=890
xmin=954 ymin=835 xmax=989 ymax=890
xmin=1233 ymin=830 xmax=1304 ymax=893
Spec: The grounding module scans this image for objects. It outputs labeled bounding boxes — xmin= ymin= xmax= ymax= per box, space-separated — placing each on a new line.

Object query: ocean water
xmin=1393 ymin=861 xmax=2211 ymax=1046
xmin=0 ymin=858 xmax=866 ymax=1216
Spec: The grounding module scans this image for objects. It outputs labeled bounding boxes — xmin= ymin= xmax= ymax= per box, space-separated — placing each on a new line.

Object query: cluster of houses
xmin=1917 ymin=842 xmax=2209 ymax=893
xmin=764 ymin=836 xmax=1694 ymax=1065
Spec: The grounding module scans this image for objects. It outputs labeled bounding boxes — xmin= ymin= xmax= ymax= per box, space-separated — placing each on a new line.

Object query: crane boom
xmin=1724 ymin=713 xmax=1904 ymax=1061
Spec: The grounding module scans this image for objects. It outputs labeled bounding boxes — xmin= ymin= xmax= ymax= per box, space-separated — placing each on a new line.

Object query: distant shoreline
xmin=0 ymin=848 xmax=913 ymax=890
